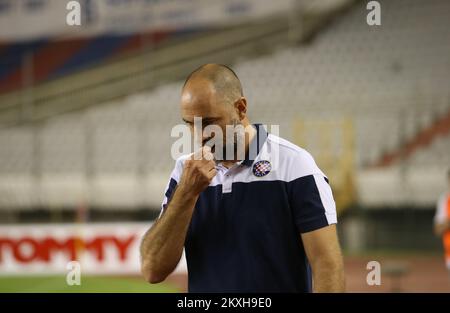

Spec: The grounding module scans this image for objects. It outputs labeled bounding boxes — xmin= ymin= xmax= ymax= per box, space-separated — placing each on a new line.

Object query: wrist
xmin=176 ymin=182 xmax=200 ymax=200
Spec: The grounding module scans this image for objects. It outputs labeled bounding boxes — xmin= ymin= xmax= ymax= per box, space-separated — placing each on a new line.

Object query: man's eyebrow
xmin=202 ymin=117 xmax=219 ymax=124
xmin=182 ymin=117 xmax=220 ymax=124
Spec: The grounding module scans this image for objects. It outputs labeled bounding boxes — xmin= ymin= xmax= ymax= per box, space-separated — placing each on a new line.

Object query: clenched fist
xmin=178 ymin=146 xmax=217 ymax=197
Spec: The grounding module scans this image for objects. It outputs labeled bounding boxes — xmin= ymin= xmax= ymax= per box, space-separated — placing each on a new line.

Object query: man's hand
xmin=140 ymin=146 xmax=217 ymax=284
xmin=178 ymin=146 xmax=217 ymax=196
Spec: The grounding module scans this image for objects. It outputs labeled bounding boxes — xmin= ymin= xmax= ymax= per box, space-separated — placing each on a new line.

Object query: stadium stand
xmin=0 ymin=0 xmax=449 ymax=211
xmin=0 ymin=30 xmax=197 ymax=94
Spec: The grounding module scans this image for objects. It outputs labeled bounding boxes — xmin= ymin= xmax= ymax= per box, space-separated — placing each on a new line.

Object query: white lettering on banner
xmin=0 ymin=223 xmax=187 ymax=275
xmin=0 ymin=234 xmax=135 ymax=263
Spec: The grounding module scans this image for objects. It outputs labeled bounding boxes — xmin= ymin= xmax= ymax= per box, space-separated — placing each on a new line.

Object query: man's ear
xmin=234 ymin=97 xmax=247 ymax=120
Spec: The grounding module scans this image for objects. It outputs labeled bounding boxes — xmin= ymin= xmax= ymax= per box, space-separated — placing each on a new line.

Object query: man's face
xmin=181 ymin=79 xmax=242 ymax=160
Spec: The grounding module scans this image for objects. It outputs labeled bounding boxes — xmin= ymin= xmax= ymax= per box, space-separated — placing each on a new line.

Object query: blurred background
xmin=0 ymin=0 xmax=449 ymax=292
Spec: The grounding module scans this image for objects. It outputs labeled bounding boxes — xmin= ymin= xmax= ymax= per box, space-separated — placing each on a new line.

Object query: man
xmin=140 ymin=64 xmax=345 ymax=292
xmin=434 ymin=169 xmax=450 ymax=273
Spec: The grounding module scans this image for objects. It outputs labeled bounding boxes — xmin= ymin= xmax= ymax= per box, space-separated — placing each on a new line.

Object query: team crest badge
xmin=252 ymin=160 xmax=272 ymax=177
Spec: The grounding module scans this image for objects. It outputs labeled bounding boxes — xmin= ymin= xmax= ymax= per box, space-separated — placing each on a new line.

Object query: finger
xmin=198 ymin=145 xmax=214 ymax=161
xmin=203 ymin=151 xmax=214 ymax=161
xmin=206 ymin=168 xmax=217 ymax=180
xmin=193 ymin=146 xmax=211 ymax=161
xmin=204 ymin=161 xmax=216 ymax=171
xmin=187 ymin=152 xmax=195 ymax=161
xmin=192 ymin=147 xmax=205 ymax=161
xmin=202 ymin=145 xmax=211 ymax=154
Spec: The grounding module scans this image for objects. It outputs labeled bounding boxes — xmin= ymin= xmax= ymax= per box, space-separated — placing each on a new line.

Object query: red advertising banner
xmin=0 ymin=223 xmax=187 ymax=275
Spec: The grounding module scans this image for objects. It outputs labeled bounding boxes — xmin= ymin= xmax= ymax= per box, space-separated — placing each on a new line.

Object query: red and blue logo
xmin=252 ymin=160 xmax=272 ymax=177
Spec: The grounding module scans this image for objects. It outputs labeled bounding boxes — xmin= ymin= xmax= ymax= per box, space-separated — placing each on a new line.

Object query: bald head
xmin=180 ymin=64 xmax=252 ymax=160
xmin=183 ymin=64 xmax=243 ymax=106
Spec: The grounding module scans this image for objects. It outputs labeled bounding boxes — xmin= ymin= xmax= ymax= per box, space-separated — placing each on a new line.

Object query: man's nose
xmin=192 ymin=132 xmax=209 ymax=145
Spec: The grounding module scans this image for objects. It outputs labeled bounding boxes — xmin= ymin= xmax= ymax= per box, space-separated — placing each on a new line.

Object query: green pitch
xmin=0 ymin=275 xmax=178 ymax=293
